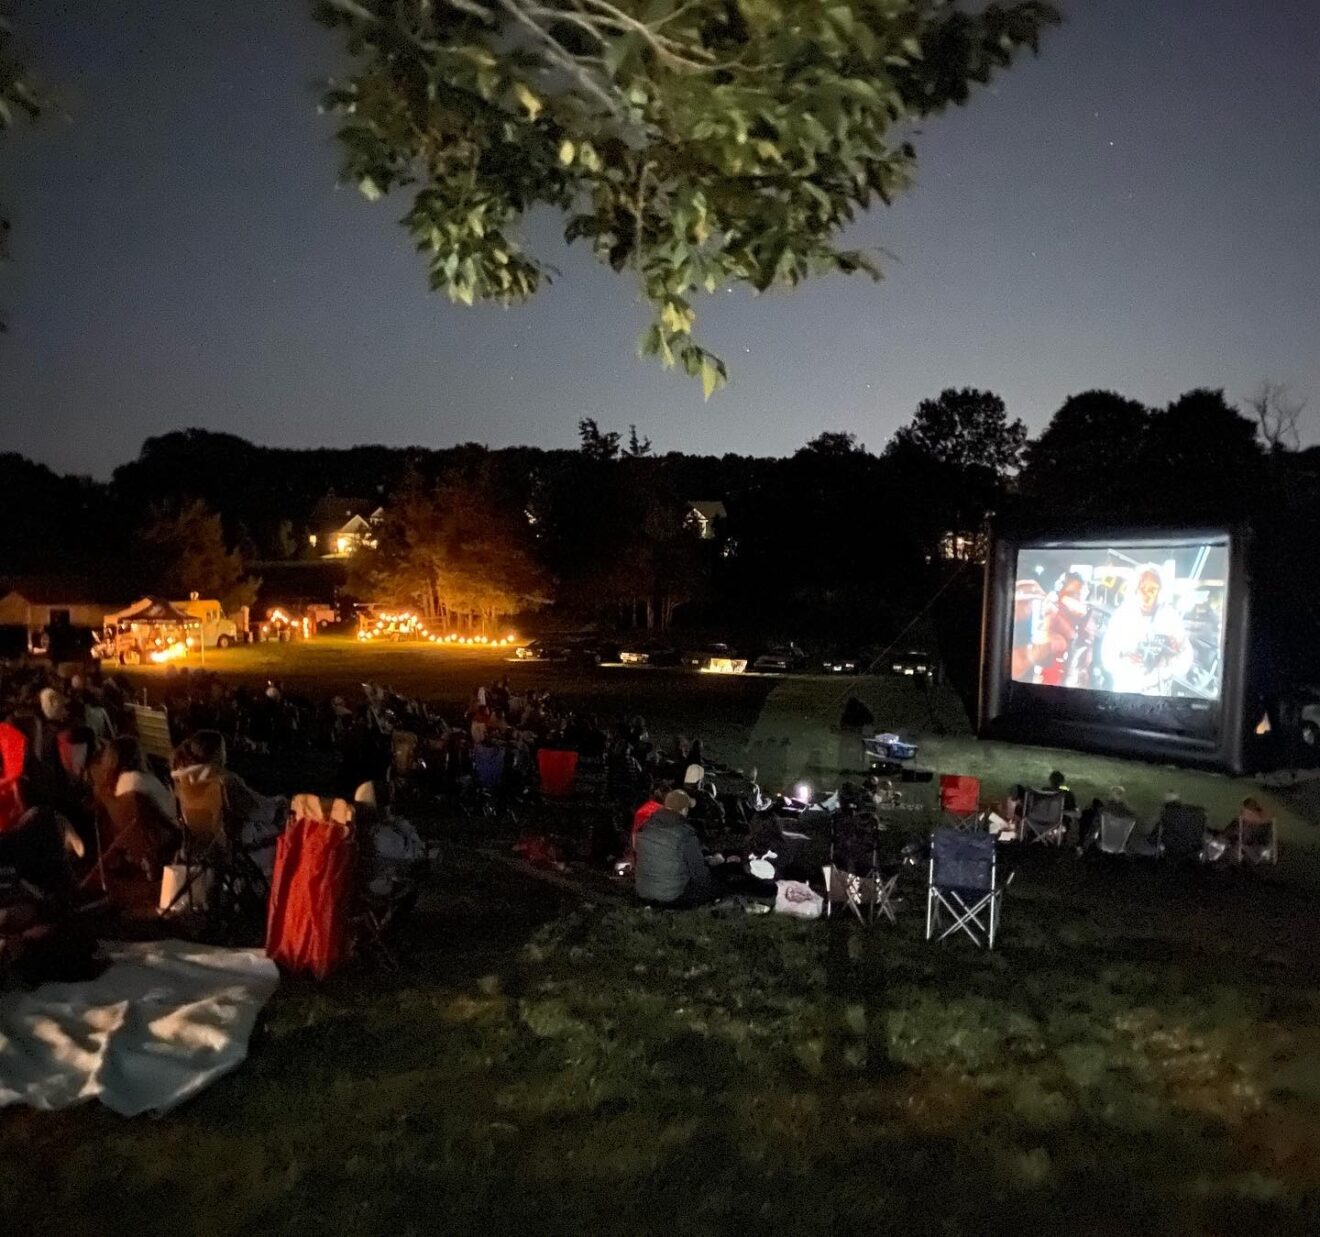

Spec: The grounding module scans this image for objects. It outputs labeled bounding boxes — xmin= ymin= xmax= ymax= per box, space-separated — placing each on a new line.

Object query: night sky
xmin=2 ymin=1 xmax=1317 ymax=478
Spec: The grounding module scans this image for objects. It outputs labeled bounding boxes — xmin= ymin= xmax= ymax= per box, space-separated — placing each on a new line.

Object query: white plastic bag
xmin=774 ymin=879 xmax=823 ymax=920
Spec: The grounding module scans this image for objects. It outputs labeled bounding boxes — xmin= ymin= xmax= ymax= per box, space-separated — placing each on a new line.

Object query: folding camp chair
xmin=926 ymin=827 xmax=1012 ymax=949
xmin=166 ymin=778 xmax=271 ymax=929
xmin=1124 ymin=814 xmax=1163 ymax=858
xmin=1235 ymin=815 xmax=1278 ymax=866
xmin=1095 ymin=809 xmax=1137 ymax=856
xmin=351 ymin=811 xmax=420 ymax=971
xmin=1020 ymin=789 xmax=1067 ymax=846
xmin=130 ymin=704 xmax=175 ymax=773
xmin=387 ymin=729 xmax=428 ymax=806
xmin=472 ymin=742 xmax=506 ymax=792
xmin=0 ymin=720 xmax=30 ymax=834
xmin=163 ymin=777 xmax=227 ymax=916
xmin=1159 ymin=802 xmax=1207 ymax=862
xmin=823 ymin=815 xmax=898 ymax=925
xmin=83 ymin=790 xmax=178 ymax=901
xmin=56 ymin=732 xmax=91 ymax=782
xmin=391 ymin=729 xmax=420 ymax=777
xmin=938 ymin=774 xmax=982 ymax=830
xmin=537 ymin=748 xmax=578 ymax=798
xmin=266 ymin=796 xmax=355 ymax=978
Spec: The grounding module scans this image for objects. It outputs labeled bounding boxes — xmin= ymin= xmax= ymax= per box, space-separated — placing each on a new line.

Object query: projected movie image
xmin=1011 ymin=542 xmax=1228 ymax=699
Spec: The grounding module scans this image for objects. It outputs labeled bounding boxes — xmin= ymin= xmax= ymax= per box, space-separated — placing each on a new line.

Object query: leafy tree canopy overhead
xmin=315 ymin=0 xmax=1060 ymax=395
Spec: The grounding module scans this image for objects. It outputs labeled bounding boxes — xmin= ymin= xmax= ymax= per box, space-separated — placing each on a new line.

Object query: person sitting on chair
xmin=91 ymin=736 xmax=179 ymax=877
xmin=1077 ymin=785 xmax=1133 ymax=854
xmin=1045 ymin=770 xmax=1077 ymax=814
xmin=97 ymin=736 xmax=177 ymax=822
xmin=634 ymin=790 xmax=714 ymax=908
xmin=1204 ymin=796 xmax=1271 ymax=863
xmin=172 ymin=730 xmax=285 ymax=871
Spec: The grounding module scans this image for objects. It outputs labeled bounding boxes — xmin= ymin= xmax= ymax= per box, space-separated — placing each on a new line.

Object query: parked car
xmin=680 ymin=642 xmax=734 ymax=670
xmin=619 ymin=641 xmax=680 ymax=667
xmin=517 ymin=636 xmax=618 ymax=665
xmin=514 ymin=638 xmax=559 ymax=661
xmin=680 ymin=642 xmax=747 ymax=673
xmin=821 ymin=651 xmax=864 ymax=675
xmin=888 ymin=649 xmax=940 ymax=681
xmin=752 ymin=643 xmax=809 ymax=673
xmin=563 ymin=636 xmax=620 ymax=666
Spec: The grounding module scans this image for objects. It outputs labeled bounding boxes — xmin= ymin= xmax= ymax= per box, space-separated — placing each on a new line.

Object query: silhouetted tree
xmin=888 ymin=387 xmax=1026 ymax=475
xmin=1245 ymin=381 xmax=1309 ymax=453
xmin=578 ymin=418 xmax=621 ymax=462
xmin=138 ymin=499 xmax=258 ymax=612
xmin=884 ymin=388 xmax=1024 ymax=558
xmin=1021 ymin=390 xmax=1151 ymax=518
xmin=797 ymin=431 xmax=865 ymax=458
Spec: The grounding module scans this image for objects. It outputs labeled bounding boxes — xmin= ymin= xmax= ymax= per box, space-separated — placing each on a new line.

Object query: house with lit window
xmin=685 ymin=500 xmax=727 ymax=540
xmin=307 ymin=496 xmax=384 ymax=558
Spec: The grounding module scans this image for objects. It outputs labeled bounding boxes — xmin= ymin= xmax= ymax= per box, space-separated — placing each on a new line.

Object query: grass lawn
xmin=5 ymin=640 xmax=1315 ymax=1232
xmin=5 ymin=846 xmax=1319 ymax=1234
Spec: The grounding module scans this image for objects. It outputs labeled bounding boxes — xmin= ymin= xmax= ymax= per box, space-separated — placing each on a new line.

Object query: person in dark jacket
xmin=634 ymin=790 xmax=714 ymax=907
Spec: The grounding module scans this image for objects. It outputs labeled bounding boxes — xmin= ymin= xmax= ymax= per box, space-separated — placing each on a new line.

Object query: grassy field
xmin=4 ymin=640 xmax=1317 ymax=1233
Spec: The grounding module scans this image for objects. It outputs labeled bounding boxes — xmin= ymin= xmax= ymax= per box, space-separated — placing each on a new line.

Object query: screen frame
xmin=980 ymin=524 xmax=1253 ymax=772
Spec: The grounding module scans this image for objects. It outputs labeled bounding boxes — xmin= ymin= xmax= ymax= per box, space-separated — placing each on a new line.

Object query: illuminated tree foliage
xmin=355 ymin=467 xmax=550 ymax=628
xmin=315 ymin=0 xmax=1059 ymax=393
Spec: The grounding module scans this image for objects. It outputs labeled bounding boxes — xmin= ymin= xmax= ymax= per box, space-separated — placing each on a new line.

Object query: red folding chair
xmin=0 ymin=721 xmax=30 ymax=834
xmin=266 ymin=803 xmax=355 ymax=979
xmin=939 ymin=774 xmax=982 ymax=829
xmin=537 ymin=748 xmax=579 ymax=799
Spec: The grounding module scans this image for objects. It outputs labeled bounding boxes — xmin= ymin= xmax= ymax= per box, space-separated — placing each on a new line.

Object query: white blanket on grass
xmin=0 ymin=939 xmax=278 ymax=1116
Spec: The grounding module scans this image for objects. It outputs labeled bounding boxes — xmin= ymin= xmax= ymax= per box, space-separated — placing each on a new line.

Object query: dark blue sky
xmin=2 ymin=1 xmax=1318 ymax=477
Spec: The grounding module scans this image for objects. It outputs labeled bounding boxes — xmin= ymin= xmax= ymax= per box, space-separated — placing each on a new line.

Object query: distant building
xmin=308 ymin=495 xmax=384 ymax=557
xmin=0 ymin=581 xmax=127 ymax=636
xmin=685 ymin=500 xmax=727 ymax=540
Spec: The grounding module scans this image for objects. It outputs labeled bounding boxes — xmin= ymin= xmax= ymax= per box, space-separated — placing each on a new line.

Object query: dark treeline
xmin=4 ymin=384 xmax=1319 ymax=680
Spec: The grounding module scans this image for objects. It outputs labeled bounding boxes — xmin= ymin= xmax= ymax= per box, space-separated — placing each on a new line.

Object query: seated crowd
xmin=0 ymin=658 xmax=1283 ymax=969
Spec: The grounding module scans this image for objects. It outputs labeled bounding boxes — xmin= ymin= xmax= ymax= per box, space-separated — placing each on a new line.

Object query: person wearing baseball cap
xmin=634 ymin=788 xmax=714 ymax=907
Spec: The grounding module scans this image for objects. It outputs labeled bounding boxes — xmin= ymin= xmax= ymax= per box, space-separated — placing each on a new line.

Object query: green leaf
xmin=515 ymin=83 xmax=542 ymax=121
xmin=558 ymin=139 xmax=576 ymax=165
xmin=700 ymin=355 xmax=723 ymax=400
xmin=358 ymin=175 xmax=383 ymax=202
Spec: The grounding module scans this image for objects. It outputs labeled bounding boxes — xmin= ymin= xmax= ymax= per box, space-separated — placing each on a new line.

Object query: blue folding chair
xmin=472 ymin=742 xmax=506 ymax=792
xmin=925 ymin=828 xmax=1011 ymax=949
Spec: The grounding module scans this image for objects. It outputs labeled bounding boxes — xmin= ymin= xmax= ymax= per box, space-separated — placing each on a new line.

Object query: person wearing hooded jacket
xmin=171 ymin=730 xmax=285 ymax=871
